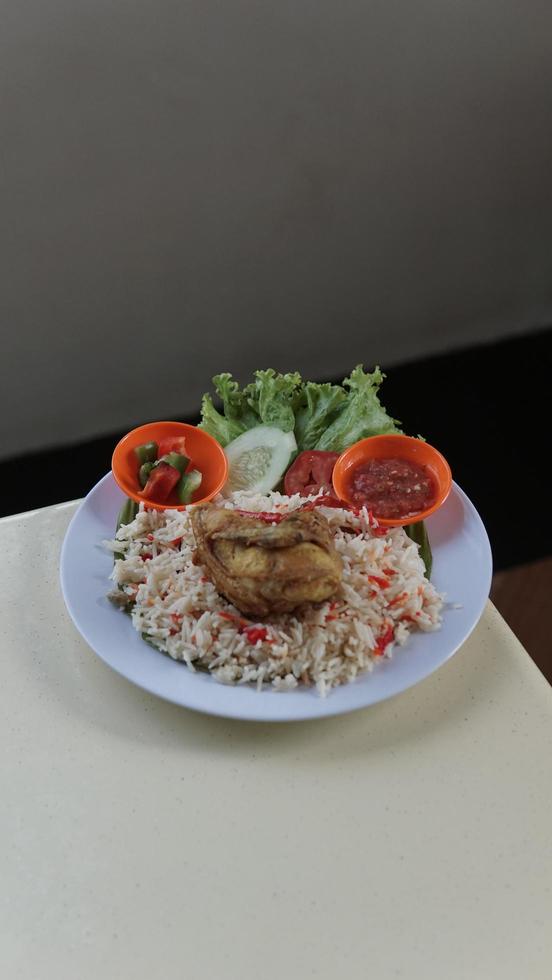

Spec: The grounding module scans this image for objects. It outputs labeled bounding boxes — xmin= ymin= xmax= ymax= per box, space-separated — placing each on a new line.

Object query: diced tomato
xmin=387 ymin=591 xmax=408 ymax=608
xmin=243 ymin=626 xmax=270 ymax=644
xmin=366 ymin=510 xmax=388 ymax=537
xmin=308 ymin=495 xmax=344 ymax=510
xmin=374 ymin=625 xmax=394 ymax=656
xmin=157 ymin=436 xmax=188 ymax=458
xmin=218 ymin=610 xmax=250 ymax=629
xmin=142 ymin=461 xmax=181 ymax=502
xmin=284 ymin=451 xmax=339 ymax=497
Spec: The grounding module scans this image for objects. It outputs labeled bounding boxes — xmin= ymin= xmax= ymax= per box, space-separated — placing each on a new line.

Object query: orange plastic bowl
xmin=332 ymin=433 xmax=452 ymax=527
xmin=111 ymin=421 xmax=228 ymax=511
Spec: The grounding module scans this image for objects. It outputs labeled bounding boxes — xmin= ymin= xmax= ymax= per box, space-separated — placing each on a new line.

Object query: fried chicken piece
xmin=190 ymin=505 xmax=342 ymax=617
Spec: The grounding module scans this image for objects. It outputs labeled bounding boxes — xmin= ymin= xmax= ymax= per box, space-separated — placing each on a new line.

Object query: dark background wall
xmin=2 ymin=1 xmax=552 ymax=460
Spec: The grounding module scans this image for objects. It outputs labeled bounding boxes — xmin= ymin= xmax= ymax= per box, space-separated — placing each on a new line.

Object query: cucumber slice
xmin=224 ymin=425 xmax=297 ymax=494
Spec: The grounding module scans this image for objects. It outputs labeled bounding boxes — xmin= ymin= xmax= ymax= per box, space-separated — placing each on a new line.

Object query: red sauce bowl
xmin=111 ymin=421 xmax=228 ymax=512
xmin=332 ymin=434 xmax=452 ymax=527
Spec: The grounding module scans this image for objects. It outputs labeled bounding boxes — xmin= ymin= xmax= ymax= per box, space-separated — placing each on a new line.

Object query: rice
xmin=104 ymin=491 xmax=444 ymax=696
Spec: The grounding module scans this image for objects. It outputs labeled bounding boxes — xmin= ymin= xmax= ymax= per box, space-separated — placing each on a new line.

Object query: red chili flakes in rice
xmin=107 ymin=491 xmax=443 ymax=696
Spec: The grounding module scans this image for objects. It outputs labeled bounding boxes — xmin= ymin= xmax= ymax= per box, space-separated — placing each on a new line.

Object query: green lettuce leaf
xmin=294 ymin=382 xmax=348 ymax=452
xmin=199 ymin=372 xmax=261 ymax=445
xmin=244 ymin=369 xmax=302 ymax=433
xmin=198 ymin=393 xmax=247 ymax=447
xmin=212 ymin=373 xmax=258 ymax=429
xmin=199 ymin=363 xmax=401 ymax=455
xmin=314 ymin=365 xmax=400 ymax=453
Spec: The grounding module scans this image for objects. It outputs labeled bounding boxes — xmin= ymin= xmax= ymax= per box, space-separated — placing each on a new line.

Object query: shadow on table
xmin=43 ymin=610 xmax=501 ymax=762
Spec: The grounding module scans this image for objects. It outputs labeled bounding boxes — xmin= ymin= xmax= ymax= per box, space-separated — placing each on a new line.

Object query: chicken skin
xmin=190 ymin=505 xmax=342 ymax=617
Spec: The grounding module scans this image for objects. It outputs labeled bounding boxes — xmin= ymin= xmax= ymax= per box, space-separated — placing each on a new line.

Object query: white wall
xmin=2 ymin=1 xmax=552 ymax=458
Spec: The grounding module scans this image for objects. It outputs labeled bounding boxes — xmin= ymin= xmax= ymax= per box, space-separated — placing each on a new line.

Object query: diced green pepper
xmin=156 ymin=452 xmax=189 ymax=474
xmin=177 ymin=469 xmax=202 ymax=504
xmin=139 ymin=461 xmax=154 ymax=488
xmin=134 ymin=441 xmax=158 ymax=464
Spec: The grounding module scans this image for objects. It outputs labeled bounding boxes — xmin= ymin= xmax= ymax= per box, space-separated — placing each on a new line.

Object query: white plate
xmin=60 ymin=473 xmax=492 ymax=721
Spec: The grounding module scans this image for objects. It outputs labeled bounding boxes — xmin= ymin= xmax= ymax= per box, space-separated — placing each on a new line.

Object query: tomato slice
xmin=284 ymin=451 xmax=339 ymax=497
xmin=157 ymin=436 xmax=188 ymax=458
xmin=142 ymin=462 xmax=181 ymax=501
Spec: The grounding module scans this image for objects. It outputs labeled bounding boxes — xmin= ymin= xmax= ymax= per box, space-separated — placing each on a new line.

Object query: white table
xmin=2 ymin=501 xmax=551 ymax=979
